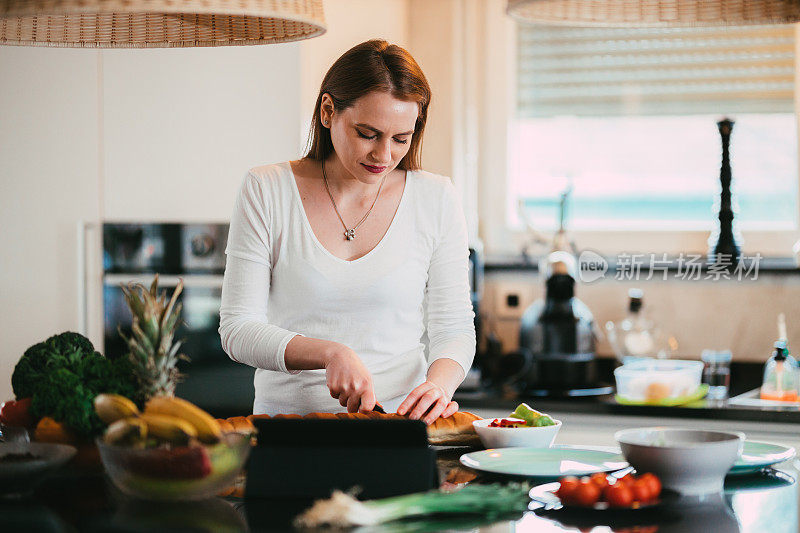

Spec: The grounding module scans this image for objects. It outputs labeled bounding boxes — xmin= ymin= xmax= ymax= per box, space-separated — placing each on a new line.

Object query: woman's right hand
xmin=324 ymin=344 xmax=377 ymax=413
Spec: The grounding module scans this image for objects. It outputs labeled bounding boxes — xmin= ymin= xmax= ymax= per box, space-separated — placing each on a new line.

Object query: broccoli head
xmin=30 ymin=367 xmax=107 ymax=437
xmin=44 ymin=331 xmax=95 ymax=356
xmin=12 ymin=332 xmax=95 ymax=398
xmin=13 ymin=332 xmax=140 ymax=437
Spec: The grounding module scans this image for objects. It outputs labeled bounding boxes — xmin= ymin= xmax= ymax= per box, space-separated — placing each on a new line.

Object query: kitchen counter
xmin=4 ymin=447 xmax=798 ymax=532
xmin=455 ymin=388 xmax=800 ymax=465
xmin=454 ymin=388 xmax=800 ymax=425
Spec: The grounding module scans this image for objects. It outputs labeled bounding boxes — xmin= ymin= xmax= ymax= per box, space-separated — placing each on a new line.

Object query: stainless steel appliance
xmin=101 ymin=223 xmax=254 ymax=416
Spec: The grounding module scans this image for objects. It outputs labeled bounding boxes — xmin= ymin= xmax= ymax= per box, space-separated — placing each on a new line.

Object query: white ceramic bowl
xmin=473 ymin=418 xmax=561 ymax=449
xmin=615 ymin=427 xmax=744 ymax=495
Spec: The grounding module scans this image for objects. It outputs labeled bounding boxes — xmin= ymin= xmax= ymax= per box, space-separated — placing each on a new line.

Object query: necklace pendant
xmin=344 ymin=229 xmax=356 ymax=241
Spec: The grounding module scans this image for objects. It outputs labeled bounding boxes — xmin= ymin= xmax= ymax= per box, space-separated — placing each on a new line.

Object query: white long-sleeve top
xmin=218 ymin=162 xmax=475 ymax=415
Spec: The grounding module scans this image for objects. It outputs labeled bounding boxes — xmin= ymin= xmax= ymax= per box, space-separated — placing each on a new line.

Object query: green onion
xmin=293 ymin=483 xmax=531 ymax=528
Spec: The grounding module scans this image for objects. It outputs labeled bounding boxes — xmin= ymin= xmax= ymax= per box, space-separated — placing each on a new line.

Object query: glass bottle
xmin=760 ymin=341 xmax=799 ymax=402
xmin=605 ymin=288 xmax=656 ymax=362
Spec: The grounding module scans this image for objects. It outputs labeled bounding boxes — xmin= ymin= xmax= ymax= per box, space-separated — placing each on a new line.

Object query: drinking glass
xmin=701 ymin=349 xmax=732 ymax=400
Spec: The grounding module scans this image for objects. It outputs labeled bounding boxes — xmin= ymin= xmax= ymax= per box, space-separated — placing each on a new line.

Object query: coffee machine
xmin=498 ymin=251 xmax=610 ymax=396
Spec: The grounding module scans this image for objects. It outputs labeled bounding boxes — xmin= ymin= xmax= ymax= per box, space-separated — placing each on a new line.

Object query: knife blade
xmin=357 ymin=400 xmax=386 ymax=413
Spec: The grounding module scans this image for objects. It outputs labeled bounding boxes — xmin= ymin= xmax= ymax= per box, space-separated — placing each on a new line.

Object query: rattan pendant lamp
xmin=0 ymin=0 xmax=326 ymax=48
xmin=506 ymin=0 xmax=800 ymax=26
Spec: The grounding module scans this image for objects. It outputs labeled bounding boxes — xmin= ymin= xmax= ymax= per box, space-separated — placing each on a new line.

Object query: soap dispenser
xmin=760 ymin=341 xmax=799 ymax=402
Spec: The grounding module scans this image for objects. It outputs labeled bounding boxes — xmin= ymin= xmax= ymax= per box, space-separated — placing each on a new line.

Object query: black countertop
xmin=5 ymin=448 xmax=798 ymax=532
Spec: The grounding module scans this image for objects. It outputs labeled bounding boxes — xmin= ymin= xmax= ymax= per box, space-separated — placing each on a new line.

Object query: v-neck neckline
xmin=286 ymin=161 xmax=410 ymax=264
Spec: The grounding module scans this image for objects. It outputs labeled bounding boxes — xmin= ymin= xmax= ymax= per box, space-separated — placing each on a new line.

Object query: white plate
xmin=730 ymin=440 xmax=795 ymax=475
xmin=460 ymin=445 xmax=628 ymax=479
xmin=0 ymin=442 xmax=76 ymax=495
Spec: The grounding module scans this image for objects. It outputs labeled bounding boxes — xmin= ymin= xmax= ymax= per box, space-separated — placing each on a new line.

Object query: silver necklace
xmin=322 ymin=161 xmax=387 ymax=241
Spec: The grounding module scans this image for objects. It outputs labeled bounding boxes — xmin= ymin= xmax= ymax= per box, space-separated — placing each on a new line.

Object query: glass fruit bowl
xmin=97 ymin=433 xmax=250 ymax=501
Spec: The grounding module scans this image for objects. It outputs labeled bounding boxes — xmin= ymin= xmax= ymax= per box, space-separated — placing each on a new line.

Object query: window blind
xmin=517 ymin=24 xmax=796 ymax=117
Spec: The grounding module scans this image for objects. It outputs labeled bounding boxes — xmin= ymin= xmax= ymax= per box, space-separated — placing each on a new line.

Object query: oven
xmin=99 ymin=223 xmax=254 ymax=417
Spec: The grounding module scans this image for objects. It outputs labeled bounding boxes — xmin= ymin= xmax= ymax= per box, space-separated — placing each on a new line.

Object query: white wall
xmin=102 ymin=46 xmax=302 ymax=221
xmin=0 ymin=48 xmax=101 ymax=403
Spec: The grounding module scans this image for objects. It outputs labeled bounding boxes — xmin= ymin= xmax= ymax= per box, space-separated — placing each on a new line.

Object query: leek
xmin=293 ymin=483 xmax=531 ymax=528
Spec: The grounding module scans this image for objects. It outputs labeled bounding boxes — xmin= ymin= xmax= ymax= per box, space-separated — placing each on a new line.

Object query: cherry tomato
xmin=489 ymin=418 xmax=527 ymax=428
xmin=638 ymin=473 xmax=662 ymax=499
xmin=631 ymin=479 xmax=653 ymax=502
xmin=573 ymin=478 xmax=602 ymax=507
xmin=604 ymin=482 xmax=634 ymax=507
xmin=616 ymin=473 xmax=635 ymax=487
xmin=556 ymin=476 xmax=580 ymax=503
xmin=589 ymin=472 xmax=609 ymax=490
xmin=0 ymin=397 xmax=35 ymax=428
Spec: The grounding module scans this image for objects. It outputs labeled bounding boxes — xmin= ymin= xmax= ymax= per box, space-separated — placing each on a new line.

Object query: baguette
xmin=305 ymin=412 xmax=339 ymax=420
xmin=310 ymin=411 xmax=481 ymax=446
xmin=216 ymin=418 xmax=235 ymax=433
xmin=426 ymin=411 xmax=482 ymax=446
xmin=229 ymin=416 xmax=255 ymax=434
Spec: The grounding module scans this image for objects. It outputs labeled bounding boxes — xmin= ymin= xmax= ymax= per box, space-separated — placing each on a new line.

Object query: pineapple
xmin=119 ymin=274 xmax=185 ymax=401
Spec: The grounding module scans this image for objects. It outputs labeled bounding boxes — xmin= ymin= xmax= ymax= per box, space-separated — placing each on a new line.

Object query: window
xmin=509 ymin=24 xmax=798 ymax=234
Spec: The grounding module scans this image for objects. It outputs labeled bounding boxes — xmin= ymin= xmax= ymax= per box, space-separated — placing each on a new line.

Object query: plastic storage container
xmin=614 ymin=359 xmax=703 ymax=403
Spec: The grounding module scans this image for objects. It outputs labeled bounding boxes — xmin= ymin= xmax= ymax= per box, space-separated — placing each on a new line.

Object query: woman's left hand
xmin=397 ymin=380 xmax=459 ymax=425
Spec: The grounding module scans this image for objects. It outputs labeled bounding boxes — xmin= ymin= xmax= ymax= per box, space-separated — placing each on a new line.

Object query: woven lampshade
xmin=507 ymin=0 xmax=800 ymax=26
xmin=0 ymin=0 xmax=326 ymax=48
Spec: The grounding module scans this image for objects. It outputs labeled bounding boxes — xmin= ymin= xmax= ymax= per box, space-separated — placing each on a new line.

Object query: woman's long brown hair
xmin=304 ymin=39 xmax=431 ymax=171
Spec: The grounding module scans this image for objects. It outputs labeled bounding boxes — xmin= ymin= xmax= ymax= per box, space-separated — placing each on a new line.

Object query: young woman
xmin=219 ymin=40 xmax=475 ymax=425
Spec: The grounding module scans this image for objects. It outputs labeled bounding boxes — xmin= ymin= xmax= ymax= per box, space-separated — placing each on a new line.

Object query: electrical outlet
xmin=493 ymin=283 xmax=529 ymax=319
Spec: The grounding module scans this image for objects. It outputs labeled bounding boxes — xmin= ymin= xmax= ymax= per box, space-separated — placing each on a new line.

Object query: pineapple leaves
xmin=121 ymin=285 xmax=145 ymax=319
xmin=119 ymin=275 xmax=186 ymax=401
xmin=161 ymin=281 xmax=183 ymax=330
xmin=149 ymin=275 xmax=159 ymax=298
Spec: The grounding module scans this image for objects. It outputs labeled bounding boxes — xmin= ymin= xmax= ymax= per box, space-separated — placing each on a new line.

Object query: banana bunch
xmin=94 ymin=394 xmax=139 ymax=424
xmin=145 ymin=396 xmax=223 ymax=444
xmin=94 ymin=394 xmax=222 ymax=446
